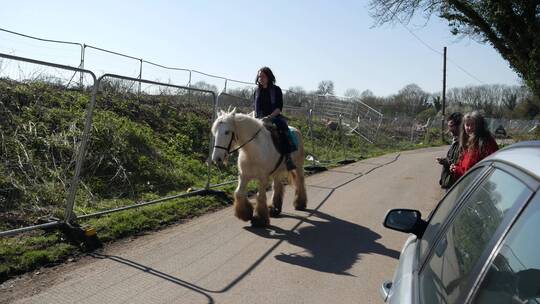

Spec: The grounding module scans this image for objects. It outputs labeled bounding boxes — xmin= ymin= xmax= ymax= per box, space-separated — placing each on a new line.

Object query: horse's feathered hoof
xmin=294 ymin=205 xmax=306 ymax=211
xmin=268 ymin=206 xmax=282 ymax=218
xmin=250 ymin=216 xmax=269 ymax=228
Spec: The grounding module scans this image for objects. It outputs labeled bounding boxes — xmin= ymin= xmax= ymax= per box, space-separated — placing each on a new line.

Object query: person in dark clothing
xmin=253 ymin=67 xmax=296 ymax=170
xmin=437 ymin=112 xmax=463 ymax=189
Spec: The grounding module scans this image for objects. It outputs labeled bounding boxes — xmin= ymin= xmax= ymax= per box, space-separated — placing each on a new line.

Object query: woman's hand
xmin=450 ymin=164 xmax=457 ymax=173
xmin=262 ymin=116 xmax=273 ymax=125
xmin=269 ymin=108 xmax=281 ymax=118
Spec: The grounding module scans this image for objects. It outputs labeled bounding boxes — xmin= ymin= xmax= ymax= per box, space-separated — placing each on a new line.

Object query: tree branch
xmin=449 ymin=1 xmax=514 ymax=62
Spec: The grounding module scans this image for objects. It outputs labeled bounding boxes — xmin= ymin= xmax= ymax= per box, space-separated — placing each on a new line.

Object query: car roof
xmin=482 ymin=140 xmax=540 ymax=180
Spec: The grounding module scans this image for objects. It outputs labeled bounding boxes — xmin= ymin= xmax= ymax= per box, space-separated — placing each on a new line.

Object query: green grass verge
xmin=0 ymin=195 xmax=227 ymax=283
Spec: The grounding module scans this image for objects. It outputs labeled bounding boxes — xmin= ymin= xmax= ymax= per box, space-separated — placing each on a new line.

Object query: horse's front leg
xmin=234 ymin=175 xmax=253 ymax=221
xmin=269 ymin=178 xmax=284 ymax=217
xmin=251 ymin=177 xmax=270 ymax=227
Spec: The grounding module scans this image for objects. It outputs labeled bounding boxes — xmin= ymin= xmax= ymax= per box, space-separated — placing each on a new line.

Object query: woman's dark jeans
xmin=271 ymin=115 xmax=293 ymax=154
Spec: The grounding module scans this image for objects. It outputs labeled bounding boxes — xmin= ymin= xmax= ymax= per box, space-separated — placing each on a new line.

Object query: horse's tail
xmin=288 ymin=169 xmax=297 ymax=185
xmin=291 ymin=127 xmax=304 ymax=168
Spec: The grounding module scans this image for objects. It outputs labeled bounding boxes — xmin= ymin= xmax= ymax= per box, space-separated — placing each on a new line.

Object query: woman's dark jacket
xmin=254 ymin=85 xmax=283 ymax=119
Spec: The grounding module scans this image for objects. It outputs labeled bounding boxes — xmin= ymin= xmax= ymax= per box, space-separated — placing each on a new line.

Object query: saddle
xmin=264 ymin=122 xmax=282 ymax=152
xmin=262 ymin=120 xmax=298 ymax=153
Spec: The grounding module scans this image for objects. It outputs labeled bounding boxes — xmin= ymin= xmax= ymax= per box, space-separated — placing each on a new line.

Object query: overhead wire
xmin=390 ymin=7 xmax=487 ymax=85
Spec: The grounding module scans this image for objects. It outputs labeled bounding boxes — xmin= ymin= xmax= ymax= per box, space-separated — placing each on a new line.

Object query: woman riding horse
xmin=254 ymin=67 xmax=296 ymax=171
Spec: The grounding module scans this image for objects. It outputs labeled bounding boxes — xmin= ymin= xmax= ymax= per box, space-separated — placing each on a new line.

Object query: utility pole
xmin=441 ymin=46 xmax=447 ymax=142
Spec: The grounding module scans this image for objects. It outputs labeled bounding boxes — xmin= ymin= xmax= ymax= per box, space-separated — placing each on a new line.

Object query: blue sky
xmin=0 ymin=0 xmax=520 ymax=96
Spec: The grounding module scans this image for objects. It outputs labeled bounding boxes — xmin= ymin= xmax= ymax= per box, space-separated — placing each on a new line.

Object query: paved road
xmin=7 ymin=147 xmax=446 ymax=304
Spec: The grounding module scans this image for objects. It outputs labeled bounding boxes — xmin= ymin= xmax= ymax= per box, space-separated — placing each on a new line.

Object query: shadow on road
xmin=245 ymin=210 xmax=400 ymax=276
xmin=90 ymin=253 xmax=216 ymax=304
xmin=87 ymin=156 xmax=401 ymax=303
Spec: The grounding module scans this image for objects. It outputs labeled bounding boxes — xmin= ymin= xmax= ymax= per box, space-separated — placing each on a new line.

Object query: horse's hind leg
xmin=251 ymin=177 xmax=270 ymax=227
xmin=234 ymin=176 xmax=253 ymax=222
xmin=269 ymin=178 xmax=284 ymax=217
xmin=291 ymin=131 xmax=307 ymax=210
xmin=292 ymin=168 xmax=307 ymax=211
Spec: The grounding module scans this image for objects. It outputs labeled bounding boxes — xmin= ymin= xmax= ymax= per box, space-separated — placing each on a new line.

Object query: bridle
xmin=214 ymin=127 xmax=263 ymax=155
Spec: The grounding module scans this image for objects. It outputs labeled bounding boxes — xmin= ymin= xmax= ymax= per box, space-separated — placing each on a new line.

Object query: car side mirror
xmin=383 ymin=209 xmax=427 ymax=238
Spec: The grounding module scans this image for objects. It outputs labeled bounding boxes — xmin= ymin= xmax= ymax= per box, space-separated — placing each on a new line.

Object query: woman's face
xmin=464 ymin=119 xmax=476 ymax=135
xmin=258 ymin=71 xmax=269 ymax=87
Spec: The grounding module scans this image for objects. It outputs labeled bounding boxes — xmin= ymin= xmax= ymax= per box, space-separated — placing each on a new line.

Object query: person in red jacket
xmin=450 ymin=111 xmax=498 ymax=179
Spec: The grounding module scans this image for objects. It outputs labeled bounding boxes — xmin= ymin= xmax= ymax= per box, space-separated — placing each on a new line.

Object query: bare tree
xmin=287 ymin=86 xmax=307 ymax=96
xmin=316 ymin=80 xmax=335 ymax=95
xmin=445 ymin=84 xmax=531 ymax=117
xmin=360 ymin=89 xmax=375 ymax=99
xmin=284 ymin=86 xmax=308 ymax=107
xmin=344 ymin=88 xmax=361 ymax=98
xmin=191 ymin=81 xmax=218 ymax=93
xmin=396 ymin=83 xmax=430 ymax=114
xmin=228 ymin=86 xmax=255 ymax=100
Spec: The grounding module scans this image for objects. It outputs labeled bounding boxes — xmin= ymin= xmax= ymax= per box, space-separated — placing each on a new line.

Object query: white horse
xmin=211 ymin=108 xmax=308 ymax=227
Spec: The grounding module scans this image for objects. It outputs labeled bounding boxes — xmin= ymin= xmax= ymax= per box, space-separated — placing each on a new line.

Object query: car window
xmin=420 ymin=167 xmax=484 ymax=259
xmin=473 ymin=196 xmax=540 ymax=304
xmin=419 ymin=169 xmax=531 ymax=304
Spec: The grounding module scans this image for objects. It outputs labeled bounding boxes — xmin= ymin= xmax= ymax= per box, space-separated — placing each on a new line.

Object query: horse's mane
xmin=211 ymin=110 xmax=262 ymax=134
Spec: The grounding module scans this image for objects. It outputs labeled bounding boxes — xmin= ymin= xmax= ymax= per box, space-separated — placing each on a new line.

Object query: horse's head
xmin=211 ymin=108 xmax=237 ymax=167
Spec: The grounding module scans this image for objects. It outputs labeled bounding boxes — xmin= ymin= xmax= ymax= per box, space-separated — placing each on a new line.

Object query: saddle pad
xmin=288 ymin=127 xmax=298 ymax=152
xmin=264 ymin=124 xmax=298 ymax=152
xmin=265 ymin=124 xmax=298 ymax=153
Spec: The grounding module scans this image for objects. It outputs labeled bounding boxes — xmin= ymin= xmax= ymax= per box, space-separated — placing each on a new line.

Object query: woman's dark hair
xmin=255 ymin=67 xmax=276 ymax=87
xmin=459 ymin=111 xmax=493 ymax=154
xmin=447 ymin=112 xmax=463 ymax=125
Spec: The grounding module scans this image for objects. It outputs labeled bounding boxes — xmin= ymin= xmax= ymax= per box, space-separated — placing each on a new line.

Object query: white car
xmin=381 ymin=141 xmax=540 ymax=304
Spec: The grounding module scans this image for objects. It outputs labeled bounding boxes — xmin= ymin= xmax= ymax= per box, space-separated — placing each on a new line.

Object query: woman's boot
xmin=285 ymin=153 xmax=296 ymax=171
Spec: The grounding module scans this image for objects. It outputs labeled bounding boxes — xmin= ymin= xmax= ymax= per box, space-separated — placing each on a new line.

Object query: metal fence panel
xmin=69 ymin=74 xmax=217 ymax=220
xmin=0 ymin=52 xmax=96 ymax=235
xmin=485 ymin=118 xmax=539 ymax=136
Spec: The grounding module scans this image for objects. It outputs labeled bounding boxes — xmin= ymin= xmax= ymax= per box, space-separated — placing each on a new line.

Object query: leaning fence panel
xmin=308 ymin=95 xmax=381 ymax=163
xmin=0 ymin=52 xmax=96 ymax=236
xmin=70 ymin=74 xmax=217 ymax=220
